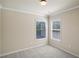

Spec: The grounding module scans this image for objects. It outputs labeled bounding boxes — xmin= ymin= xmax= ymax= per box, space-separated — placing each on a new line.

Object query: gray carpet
xmin=1 ymin=45 xmax=77 ymax=58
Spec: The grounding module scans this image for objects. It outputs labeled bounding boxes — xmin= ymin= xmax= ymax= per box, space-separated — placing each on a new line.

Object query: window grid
xmin=36 ymin=21 xmax=46 ymax=39
xmin=52 ymin=20 xmax=61 ymax=41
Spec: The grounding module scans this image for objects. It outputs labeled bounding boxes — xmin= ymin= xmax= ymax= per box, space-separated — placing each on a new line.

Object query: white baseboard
xmin=49 ymin=44 xmax=79 ymax=58
xmin=0 ymin=43 xmax=46 ymax=57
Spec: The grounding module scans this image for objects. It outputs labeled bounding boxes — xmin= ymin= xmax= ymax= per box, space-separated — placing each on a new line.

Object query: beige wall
xmin=2 ymin=9 xmax=48 ymax=55
xmin=49 ymin=8 xmax=79 ymax=57
xmin=0 ymin=7 xmax=2 ymax=56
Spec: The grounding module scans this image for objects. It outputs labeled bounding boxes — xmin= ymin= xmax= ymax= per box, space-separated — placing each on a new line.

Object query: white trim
xmin=60 ymin=47 xmax=79 ymax=58
xmin=0 ymin=44 xmax=46 ymax=57
xmin=51 ymin=19 xmax=62 ymax=41
xmin=50 ymin=44 xmax=79 ymax=58
xmin=53 ymin=29 xmax=60 ymax=31
xmin=1 ymin=5 xmax=79 ymax=16
xmin=36 ymin=16 xmax=48 ymax=40
xmin=53 ymin=38 xmax=61 ymax=42
xmin=2 ymin=7 xmax=45 ymax=16
xmin=50 ymin=5 xmax=79 ymax=16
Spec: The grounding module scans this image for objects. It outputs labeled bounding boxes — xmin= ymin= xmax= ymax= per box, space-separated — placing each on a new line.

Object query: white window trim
xmin=51 ymin=19 xmax=61 ymax=41
xmin=36 ymin=17 xmax=48 ymax=40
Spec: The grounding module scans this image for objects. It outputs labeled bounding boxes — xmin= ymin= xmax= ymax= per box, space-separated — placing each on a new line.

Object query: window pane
xmin=41 ymin=30 xmax=45 ymax=37
xmin=36 ymin=22 xmax=46 ymax=39
xmin=53 ymin=21 xmax=60 ymax=29
xmin=53 ymin=30 xmax=60 ymax=39
xmin=52 ymin=20 xmax=61 ymax=40
xmin=36 ymin=22 xmax=41 ymax=30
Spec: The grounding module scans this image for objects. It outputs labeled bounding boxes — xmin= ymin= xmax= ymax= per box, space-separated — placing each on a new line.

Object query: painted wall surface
xmin=0 ymin=7 xmax=2 ymax=56
xmin=2 ymin=9 xmax=48 ymax=55
xmin=49 ymin=8 xmax=79 ymax=57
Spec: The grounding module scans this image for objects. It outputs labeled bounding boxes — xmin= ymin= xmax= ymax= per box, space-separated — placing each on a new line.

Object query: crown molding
xmin=1 ymin=5 xmax=79 ymax=17
xmin=2 ymin=7 xmax=45 ymax=16
xmin=2 ymin=7 xmax=38 ymax=15
xmin=50 ymin=5 xmax=79 ymax=16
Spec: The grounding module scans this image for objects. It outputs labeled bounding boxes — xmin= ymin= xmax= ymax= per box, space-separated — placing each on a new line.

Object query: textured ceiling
xmin=2 ymin=0 xmax=79 ymax=16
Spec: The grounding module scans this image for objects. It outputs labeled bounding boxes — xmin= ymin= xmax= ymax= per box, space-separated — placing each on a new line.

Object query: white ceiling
xmin=2 ymin=0 xmax=79 ymax=16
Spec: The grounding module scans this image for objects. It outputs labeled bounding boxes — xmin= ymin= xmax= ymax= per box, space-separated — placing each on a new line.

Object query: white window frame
xmin=36 ymin=17 xmax=48 ymax=40
xmin=51 ymin=18 xmax=61 ymax=41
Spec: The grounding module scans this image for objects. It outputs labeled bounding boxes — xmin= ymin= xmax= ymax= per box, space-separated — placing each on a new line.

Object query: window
xmin=52 ymin=19 xmax=61 ymax=41
xmin=36 ymin=21 xmax=46 ymax=39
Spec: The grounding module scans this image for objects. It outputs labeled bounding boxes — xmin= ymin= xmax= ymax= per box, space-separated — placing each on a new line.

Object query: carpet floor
xmin=1 ymin=45 xmax=77 ymax=58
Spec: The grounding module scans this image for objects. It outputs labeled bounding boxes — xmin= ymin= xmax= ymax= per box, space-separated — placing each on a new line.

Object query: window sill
xmin=36 ymin=37 xmax=47 ymax=40
xmin=53 ymin=38 xmax=61 ymax=42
